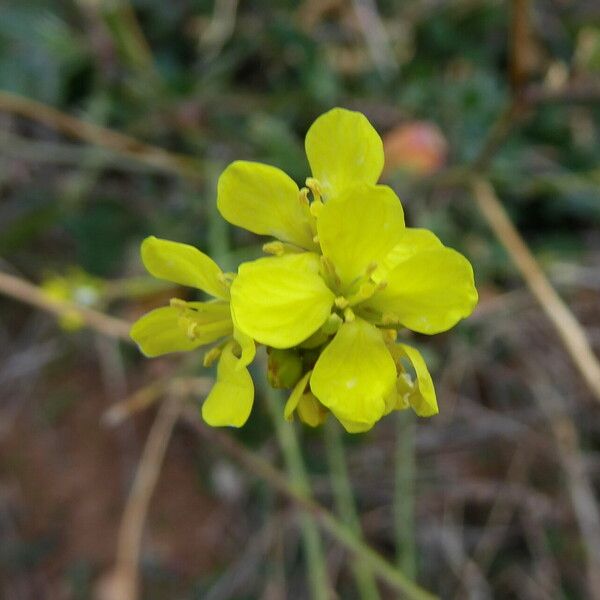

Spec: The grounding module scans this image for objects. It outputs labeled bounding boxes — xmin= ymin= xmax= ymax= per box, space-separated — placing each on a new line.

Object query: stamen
xmin=186 ymin=321 xmax=199 ymax=339
xmin=365 ymin=262 xmax=378 ymax=276
xmin=334 ymin=296 xmax=349 ymax=309
xmin=382 ymin=312 xmax=401 ymax=326
xmin=298 ymin=187 xmax=310 ymax=205
xmin=203 ymin=346 xmax=222 ymax=367
xmin=343 ymin=307 xmax=355 ymax=322
xmin=169 ymin=298 xmax=187 ymax=308
xmin=381 ymin=328 xmax=398 ymax=343
xmin=347 ymin=282 xmax=377 ymax=306
xmin=263 ymin=241 xmax=285 ymax=256
xmin=309 ymin=199 xmax=323 ymax=218
xmin=320 ymin=256 xmax=341 ymax=289
xmin=218 ymin=272 xmax=235 ymax=286
xmin=306 ymin=177 xmax=322 ymax=202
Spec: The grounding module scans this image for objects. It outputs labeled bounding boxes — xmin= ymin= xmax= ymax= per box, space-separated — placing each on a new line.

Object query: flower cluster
xmin=130 ymin=108 xmax=478 ymax=433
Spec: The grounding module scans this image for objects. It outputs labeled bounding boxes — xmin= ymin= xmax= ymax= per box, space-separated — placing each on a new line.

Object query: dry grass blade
xmin=471 ymin=178 xmax=600 ymax=403
xmin=96 ymin=395 xmax=184 ymax=600
xmin=0 ymin=90 xmax=201 ymax=181
xmin=0 ymin=271 xmax=131 ymax=341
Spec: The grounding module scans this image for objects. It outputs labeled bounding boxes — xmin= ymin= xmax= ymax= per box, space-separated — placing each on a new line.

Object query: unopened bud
xmin=267 ymin=348 xmax=303 ymax=389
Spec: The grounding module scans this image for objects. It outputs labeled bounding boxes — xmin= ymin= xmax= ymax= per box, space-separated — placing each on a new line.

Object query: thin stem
xmin=324 ymin=419 xmax=381 ymax=599
xmin=263 ymin=386 xmax=331 ymax=600
xmin=184 ymin=410 xmax=438 ymax=600
xmin=394 ymin=410 xmax=417 ymax=579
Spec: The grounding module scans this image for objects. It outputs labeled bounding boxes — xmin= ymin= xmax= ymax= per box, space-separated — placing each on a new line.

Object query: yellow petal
xmin=317 ymin=183 xmax=404 ymax=289
xmin=233 ymin=326 xmax=256 ymax=368
xmin=141 ymin=236 xmax=229 ymax=300
xmin=130 ymin=305 xmax=231 ymax=357
xmin=284 ymin=371 xmax=312 ymax=421
xmin=310 ymin=319 xmax=396 ymax=426
xmin=367 ymin=247 xmax=478 ymax=334
xmin=217 ymin=161 xmax=314 ymax=249
xmin=336 ymin=417 xmax=375 ymax=434
xmin=230 ymin=253 xmax=335 ymax=348
xmin=373 ymin=228 xmax=443 ymax=282
xmin=396 ymin=343 xmax=438 ymax=417
xmin=305 ymin=108 xmax=384 ymax=199
xmin=202 ymin=342 xmax=254 ymax=427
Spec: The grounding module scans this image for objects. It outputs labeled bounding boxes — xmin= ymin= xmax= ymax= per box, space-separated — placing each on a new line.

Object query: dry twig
xmin=0 ymin=270 xmax=131 ymax=341
xmin=471 ymin=178 xmax=600 ymax=403
xmin=0 ymin=90 xmax=201 ymax=181
xmin=96 ymin=395 xmax=184 ymax=600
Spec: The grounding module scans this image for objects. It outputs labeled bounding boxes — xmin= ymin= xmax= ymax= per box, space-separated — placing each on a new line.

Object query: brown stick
xmin=471 ymin=178 xmax=600 ymax=402
xmin=0 ymin=270 xmax=131 ymax=341
xmin=0 ymin=90 xmax=201 ymax=182
xmin=97 ymin=396 xmax=183 ymax=600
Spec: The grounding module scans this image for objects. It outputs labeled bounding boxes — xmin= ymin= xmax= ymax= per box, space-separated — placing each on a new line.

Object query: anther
xmin=298 ymin=188 xmax=310 ymax=205
xmin=365 ymin=262 xmax=378 ymax=276
xmin=335 ymin=296 xmax=349 ymax=309
xmin=218 ymin=272 xmax=235 ymax=286
xmin=263 ymin=241 xmax=285 ymax=256
xmin=306 ymin=177 xmax=323 ymax=202
xmin=186 ymin=321 xmax=199 ymax=339
xmin=203 ymin=346 xmax=222 ymax=367
xmin=169 ymin=298 xmax=187 ymax=308
xmin=343 ymin=307 xmax=356 ymax=322
xmin=382 ymin=328 xmax=397 ymax=344
xmin=382 ymin=312 xmax=401 ymax=326
xmin=309 ymin=199 xmax=323 ymax=218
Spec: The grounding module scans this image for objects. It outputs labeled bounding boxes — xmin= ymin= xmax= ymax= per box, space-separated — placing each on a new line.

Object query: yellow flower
xmin=230 ymin=183 xmax=478 ymax=432
xmin=41 ymin=268 xmax=104 ymax=331
xmin=129 ymin=236 xmax=255 ymax=428
xmin=216 ymin=107 xmax=385 ymax=251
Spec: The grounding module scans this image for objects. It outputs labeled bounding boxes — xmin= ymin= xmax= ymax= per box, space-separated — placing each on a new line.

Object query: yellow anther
xmin=347 ymin=282 xmax=377 ymax=306
xmin=263 ymin=241 xmax=285 ymax=256
xmin=382 ymin=312 xmax=401 ymax=326
xmin=203 ymin=346 xmax=222 ymax=367
xmin=365 ymin=262 xmax=378 ymax=276
xmin=309 ymin=199 xmax=324 ymax=218
xmin=312 ymin=235 xmax=319 ymax=245
xmin=298 ymin=188 xmax=310 ymax=205
xmin=343 ymin=307 xmax=355 ymax=322
xmin=306 ymin=177 xmax=323 ymax=202
xmin=381 ymin=328 xmax=398 ymax=344
xmin=334 ymin=296 xmax=349 ymax=309
xmin=169 ymin=298 xmax=188 ymax=309
xmin=186 ymin=321 xmax=199 ymax=339
xmin=218 ymin=272 xmax=235 ymax=285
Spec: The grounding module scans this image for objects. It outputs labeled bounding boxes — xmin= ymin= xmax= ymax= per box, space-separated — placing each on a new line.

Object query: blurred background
xmin=1 ymin=0 xmax=600 ymax=598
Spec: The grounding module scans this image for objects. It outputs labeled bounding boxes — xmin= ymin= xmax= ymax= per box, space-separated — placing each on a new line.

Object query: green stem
xmin=324 ymin=420 xmax=381 ymax=599
xmin=394 ymin=410 xmax=417 ymax=579
xmin=264 ymin=386 xmax=330 ymax=600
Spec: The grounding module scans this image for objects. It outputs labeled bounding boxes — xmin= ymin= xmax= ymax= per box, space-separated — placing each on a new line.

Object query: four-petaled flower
xmin=130 ymin=108 xmax=478 ymax=433
xmin=130 ymin=236 xmax=255 ymax=427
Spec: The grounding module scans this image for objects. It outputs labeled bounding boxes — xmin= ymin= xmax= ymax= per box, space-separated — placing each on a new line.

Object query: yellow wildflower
xmin=41 ymin=268 xmax=104 ymax=331
xmin=129 ymin=236 xmax=255 ymax=428
xmin=229 ymin=181 xmax=478 ymax=432
xmin=216 ymin=107 xmax=385 ymax=250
